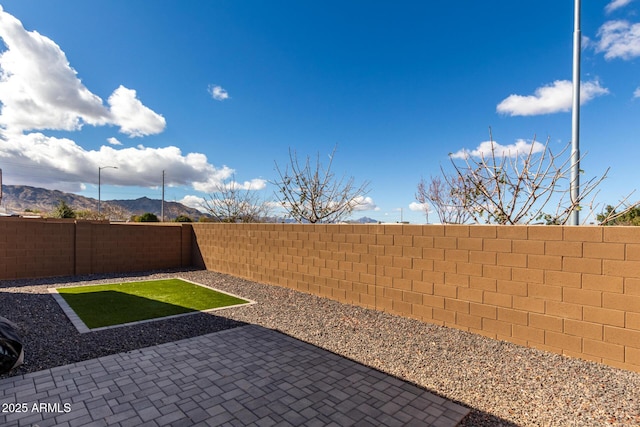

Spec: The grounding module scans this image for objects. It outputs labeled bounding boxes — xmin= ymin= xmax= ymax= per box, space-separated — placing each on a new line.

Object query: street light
xmin=98 ymin=166 xmax=118 ymax=216
xmin=570 ymin=0 xmax=581 ymax=225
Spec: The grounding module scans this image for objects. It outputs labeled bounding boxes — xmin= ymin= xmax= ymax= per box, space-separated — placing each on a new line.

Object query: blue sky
xmin=0 ymin=1 xmax=639 ymax=223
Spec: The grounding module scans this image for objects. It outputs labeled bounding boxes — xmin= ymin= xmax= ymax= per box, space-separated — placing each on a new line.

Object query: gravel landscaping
xmin=1 ymin=269 xmax=639 ymax=426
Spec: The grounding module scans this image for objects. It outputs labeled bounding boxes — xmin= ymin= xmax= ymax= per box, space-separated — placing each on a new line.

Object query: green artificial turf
xmin=57 ymin=278 xmax=250 ymax=329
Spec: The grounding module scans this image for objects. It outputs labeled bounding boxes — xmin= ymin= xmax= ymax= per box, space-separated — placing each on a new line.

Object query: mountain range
xmin=0 ymin=185 xmax=381 ymax=223
xmin=0 ymin=185 xmax=206 ymax=220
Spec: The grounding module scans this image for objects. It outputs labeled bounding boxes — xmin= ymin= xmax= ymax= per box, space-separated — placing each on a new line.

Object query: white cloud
xmin=635 ymin=87 xmax=640 ymax=98
xmin=191 ymin=170 xmax=263 ymax=193
xmin=0 ymin=6 xmax=165 ymax=137
xmin=0 ymin=132 xmax=241 ymax=192
xmin=238 ymin=178 xmax=267 ymax=191
xmin=179 ymin=195 xmax=207 ymax=212
xmin=0 ymin=6 xmax=108 ymax=133
xmin=107 ymin=86 xmax=166 ymax=137
xmin=209 ymin=85 xmax=229 ymax=101
xmin=409 ymin=202 xmax=430 ymax=212
xmin=581 ymin=35 xmax=593 ymax=50
xmin=179 ymin=178 xmax=268 ymax=213
xmin=352 ymin=196 xmax=378 ymax=211
xmin=0 ymin=7 xmax=264 ymax=196
xmin=450 ymin=139 xmax=546 ymax=160
xmin=205 ymin=178 xmax=268 ymax=192
xmin=596 ymin=20 xmax=640 ymax=60
xmin=496 ymin=80 xmax=609 ymax=116
xmin=606 ymin=0 xmax=633 ymax=14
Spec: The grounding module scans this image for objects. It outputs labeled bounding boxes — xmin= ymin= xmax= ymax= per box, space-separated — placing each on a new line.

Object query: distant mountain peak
xmin=0 ymin=185 xmax=208 ymax=220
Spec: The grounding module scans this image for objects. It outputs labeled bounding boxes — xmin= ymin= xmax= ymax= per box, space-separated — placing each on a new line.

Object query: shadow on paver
xmin=0 ymin=325 xmax=474 ymax=426
xmin=1 ymin=271 xmax=521 ymax=426
xmin=0 ymin=289 xmax=247 ymax=380
xmin=273 ymin=328 xmax=520 ymax=427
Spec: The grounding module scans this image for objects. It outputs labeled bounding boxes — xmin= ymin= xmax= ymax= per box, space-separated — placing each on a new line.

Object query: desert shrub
xmin=50 ymin=200 xmax=75 ymax=219
xmin=134 ymin=212 xmax=159 ymax=222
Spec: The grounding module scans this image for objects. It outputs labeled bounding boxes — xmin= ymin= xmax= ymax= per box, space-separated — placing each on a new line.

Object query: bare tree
xmin=273 ymin=146 xmax=370 ymax=223
xmin=597 ymin=196 xmax=640 ymax=225
xmin=420 ymin=131 xmax=608 ymax=225
xmin=202 ymin=178 xmax=271 ymax=223
xmin=416 ymin=173 xmax=473 ymax=224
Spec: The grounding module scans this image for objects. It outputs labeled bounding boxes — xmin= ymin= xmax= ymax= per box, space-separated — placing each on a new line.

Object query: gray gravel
xmin=1 ymin=269 xmax=639 ymax=426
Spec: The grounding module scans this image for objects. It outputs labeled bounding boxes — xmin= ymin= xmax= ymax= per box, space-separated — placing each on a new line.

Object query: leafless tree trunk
xmin=273 ymin=146 xmax=370 ymax=223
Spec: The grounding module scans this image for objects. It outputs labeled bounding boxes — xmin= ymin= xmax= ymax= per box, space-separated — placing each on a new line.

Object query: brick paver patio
xmin=0 ymin=325 xmax=469 ymax=426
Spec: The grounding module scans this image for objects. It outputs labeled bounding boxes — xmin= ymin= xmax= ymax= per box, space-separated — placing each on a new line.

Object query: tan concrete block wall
xmin=0 ymin=218 xmax=191 ymax=279
xmin=4 ymin=218 xmax=640 ymax=372
xmin=87 ymin=223 xmax=187 ymax=274
xmin=0 ymin=217 xmax=75 ymax=279
xmin=191 ymin=223 xmax=640 ymax=372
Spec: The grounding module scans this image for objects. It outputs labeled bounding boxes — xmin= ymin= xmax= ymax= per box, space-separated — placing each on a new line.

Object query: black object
xmin=0 ymin=316 xmax=24 ymax=374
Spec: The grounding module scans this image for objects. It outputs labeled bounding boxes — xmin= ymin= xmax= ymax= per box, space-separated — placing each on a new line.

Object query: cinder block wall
xmin=0 ymin=217 xmax=75 ymax=279
xmin=191 ymin=223 xmax=640 ymax=372
xmin=76 ymin=222 xmax=191 ymax=275
xmin=0 ymin=218 xmax=191 ymax=279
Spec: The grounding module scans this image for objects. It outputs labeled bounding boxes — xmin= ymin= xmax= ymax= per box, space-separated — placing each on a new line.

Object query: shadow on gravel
xmin=459 ymin=410 xmax=521 ymax=426
xmin=2 ymin=271 xmax=521 ymax=426
xmin=0 ymin=287 xmax=247 ymax=380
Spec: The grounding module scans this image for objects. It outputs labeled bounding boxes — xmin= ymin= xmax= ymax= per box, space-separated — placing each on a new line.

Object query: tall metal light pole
xmin=161 ymin=170 xmax=165 ymax=222
xmin=98 ymin=166 xmax=118 ymax=216
xmin=570 ymin=0 xmax=581 ymax=225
